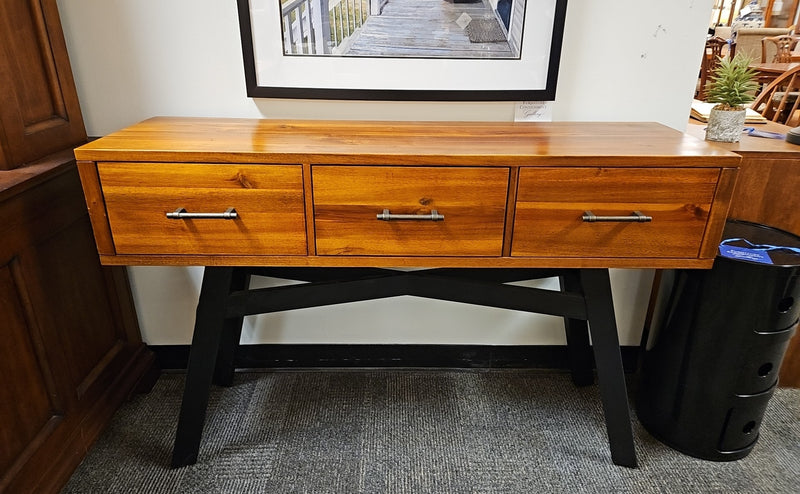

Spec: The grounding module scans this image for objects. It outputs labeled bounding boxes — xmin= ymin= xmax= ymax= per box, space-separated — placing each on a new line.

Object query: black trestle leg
xmin=580 ymin=268 xmax=638 ymax=468
xmin=559 ymin=272 xmax=594 ymax=386
xmin=171 ymin=266 xmax=236 ymax=468
xmin=213 ymin=268 xmax=251 ymax=387
xmin=167 ymin=266 xmax=638 ymax=468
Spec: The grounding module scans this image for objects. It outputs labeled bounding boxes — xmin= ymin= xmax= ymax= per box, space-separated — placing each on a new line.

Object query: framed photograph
xmin=237 ymin=0 xmax=567 ymax=101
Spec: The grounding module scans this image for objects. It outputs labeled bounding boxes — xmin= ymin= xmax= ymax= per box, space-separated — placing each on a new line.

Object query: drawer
xmin=511 ymin=167 xmax=720 ymax=258
xmin=718 ymin=387 xmax=775 ymax=453
xmin=97 ymin=163 xmax=307 ymax=255
xmin=313 ymin=166 xmax=509 ymax=256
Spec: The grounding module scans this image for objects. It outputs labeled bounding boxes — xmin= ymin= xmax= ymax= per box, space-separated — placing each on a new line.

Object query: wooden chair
xmin=697 ymin=37 xmax=729 ymax=100
xmin=761 ymin=34 xmax=798 ymax=62
xmin=752 ymin=64 xmax=800 ymax=125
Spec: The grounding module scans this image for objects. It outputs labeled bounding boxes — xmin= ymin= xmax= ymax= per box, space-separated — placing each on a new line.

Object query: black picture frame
xmin=237 ymin=0 xmax=567 ymax=101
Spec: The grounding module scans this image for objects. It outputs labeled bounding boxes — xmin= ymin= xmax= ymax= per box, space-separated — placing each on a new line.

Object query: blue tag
xmin=719 ymin=245 xmax=773 ymax=264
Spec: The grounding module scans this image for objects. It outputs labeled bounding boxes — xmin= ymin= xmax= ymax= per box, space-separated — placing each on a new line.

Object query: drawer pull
xmin=582 ymin=211 xmax=652 ymax=223
xmin=376 ymin=209 xmax=444 ymax=221
xmin=166 ymin=207 xmax=238 ymax=220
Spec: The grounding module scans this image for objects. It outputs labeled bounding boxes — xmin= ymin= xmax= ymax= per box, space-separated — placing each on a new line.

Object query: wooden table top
xmin=749 ymin=62 xmax=800 ymax=74
xmin=686 ymin=118 xmax=800 ymax=155
xmin=75 ymin=118 xmax=740 ymax=166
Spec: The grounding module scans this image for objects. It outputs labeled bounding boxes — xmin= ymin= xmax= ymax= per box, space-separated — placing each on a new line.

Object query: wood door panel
xmin=313 ymin=166 xmax=509 ymax=256
xmin=0 ymin=264 xmax=59 ymax=475
xmin=18 ymin=219 xmax=121 ymax=398
xmin=0 ymin=0 xmax=86 ymax=170
xmin=97 ymin=163 xmax=307 ymax=255
xmin=512 ymin=167 xmax=720 ymax=258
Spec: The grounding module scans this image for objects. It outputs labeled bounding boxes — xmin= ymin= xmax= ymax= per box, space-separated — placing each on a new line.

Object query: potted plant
xmin=704 ymin=54 xmax=760 ymax=143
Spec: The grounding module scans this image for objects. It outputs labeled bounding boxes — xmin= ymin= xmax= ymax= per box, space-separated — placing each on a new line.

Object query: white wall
xmin=56 ymin=0 xmax=714 ymax=347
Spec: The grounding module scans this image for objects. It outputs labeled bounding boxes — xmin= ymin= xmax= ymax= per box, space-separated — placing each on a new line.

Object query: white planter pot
xmin=705 ymin=107 xmax=746 ymax=143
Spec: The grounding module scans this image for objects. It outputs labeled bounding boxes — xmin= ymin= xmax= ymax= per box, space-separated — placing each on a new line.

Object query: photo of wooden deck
xmin=345 ymin=0 xmax=512 ymax=58
xmin=280 ymin=0 xmax=526 ymax=59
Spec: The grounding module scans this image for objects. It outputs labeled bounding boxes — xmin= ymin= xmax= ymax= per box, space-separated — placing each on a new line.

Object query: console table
xmin=74 ymin=118 xmax=740 ymax=469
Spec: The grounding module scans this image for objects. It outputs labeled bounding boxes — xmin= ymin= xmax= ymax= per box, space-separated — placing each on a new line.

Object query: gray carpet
xmin=63 ymin=370 xmax=799 ymax=493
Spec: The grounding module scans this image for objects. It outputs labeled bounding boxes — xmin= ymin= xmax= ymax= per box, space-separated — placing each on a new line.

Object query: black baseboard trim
xmin=150 ymin=344 xmax=640 ymax=373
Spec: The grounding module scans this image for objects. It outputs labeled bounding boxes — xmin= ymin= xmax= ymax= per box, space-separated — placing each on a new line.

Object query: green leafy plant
xmin=705 ymin=54 xmax=760 ymax=110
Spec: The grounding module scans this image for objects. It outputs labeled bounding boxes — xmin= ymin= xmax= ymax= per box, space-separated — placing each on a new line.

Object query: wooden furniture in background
xmin=764 ymin=0 xmax=800 ymax=28
xmin=698 ymin=36 xmax=730 ymax=100
xmin=707 ymin=0 xmax=799 ymax=30
xmin=751 ymin=64 xmax=800 ymax=125
xmin=748 ymin=61 xmax=800 ymax=87
xmin=732 ymin=26 xmax=795 ymax=61
xmin=686 ymin=119 xmax=800 ymax=388
xmin=761 ymin=34 xmax=798 ymax=62
xmin=74 ymin=118 xmax=741 ymax=468
xmin=0 ymin=1 xmax=155 ymax=492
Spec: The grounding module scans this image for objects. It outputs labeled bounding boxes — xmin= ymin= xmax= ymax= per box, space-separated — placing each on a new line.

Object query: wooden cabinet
xmin=0 ymin=0 xmax=87 ymax=170
xmin=0 ymin=155 xmax=155 ymax=494
xmin=0 ymin=2 xmax=154 ymax=491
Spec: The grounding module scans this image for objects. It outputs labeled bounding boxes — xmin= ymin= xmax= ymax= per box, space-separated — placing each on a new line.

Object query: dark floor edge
xmin=150 ymin=344 xmax=640 ymax=372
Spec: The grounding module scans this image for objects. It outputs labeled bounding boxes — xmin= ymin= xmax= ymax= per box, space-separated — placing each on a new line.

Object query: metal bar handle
xmin=376 ymin=209 xmax=444 ymax=221
xmin=582 ymin=211 xmax=652 ymax=223
xmin=166 ymin=207 xmax=238 ymax=220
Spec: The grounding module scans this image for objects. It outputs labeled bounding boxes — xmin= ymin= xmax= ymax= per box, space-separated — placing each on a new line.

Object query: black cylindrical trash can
xmin=637 ymin=220 xmax=800 ymax=461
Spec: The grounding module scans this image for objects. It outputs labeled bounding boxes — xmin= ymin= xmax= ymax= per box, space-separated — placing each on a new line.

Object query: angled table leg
xmin=171 ymin=266 xmax=236 ymax=468
xmin=580 ymin=268 xmax=638 ymax=468
xmin=213 ymin=268 xmax=251 ymax=387
xmin=559 ymin=272 xmax=594 ymax=386
xmin=168 ymin=266 xmax=638 ymax=469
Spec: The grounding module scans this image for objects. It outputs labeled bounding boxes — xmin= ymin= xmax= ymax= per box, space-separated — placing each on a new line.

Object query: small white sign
xmin=514 ymin=101 xmax=553 ymax=122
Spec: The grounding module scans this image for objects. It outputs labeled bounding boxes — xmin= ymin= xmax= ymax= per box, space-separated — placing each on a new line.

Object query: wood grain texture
xmin=313 ymin=166 xmax=509 ymax=256
xmin=511 ymin=168 xmax=719 ymax=258
xmin=302 ymin=163 xmax=315 ymax=256
xmin=76 ymin=159 xmax=116 ymax=255
xmin=502 ymin=167 xmax=520 ymax=257
xmin=698 ymin=167 xmax=738 ymax=260
xmin=686 ymin=119 xmax=800 ymax=235
xmin=76 ymin=118 xmax=739 ymax=268
xmin=0 ymin=160 xmax=154 ymax=494
xmin=0 ymin=148 xmax=75 ymax=200
xmin=95 ymin=253 xmax=718 ymax=269
xmin=97 ymin=163 xmax=307 ymax=256
xmin=74 ymin=118 xmax=741 ymax=167
xmin=0 ymin=263 xmax=58 ymax=477
xmin=0 ymin=0 xmax=86 ymax=170
xmin=727 ymin=157 xmax=800 ymax=234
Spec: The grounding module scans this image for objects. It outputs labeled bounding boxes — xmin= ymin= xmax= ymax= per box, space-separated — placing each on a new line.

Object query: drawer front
xmin=511 ymin=167 xmax=720 ymax=258
xmin=313 ymin=166 xmax=509 ymax=256
xmin=97 ymin=163 xmax=307 ymax=255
